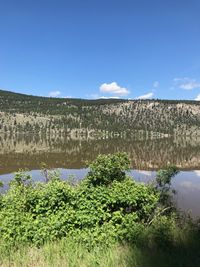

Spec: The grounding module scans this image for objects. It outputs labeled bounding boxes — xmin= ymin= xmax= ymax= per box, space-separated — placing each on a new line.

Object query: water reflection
xmin=0 ymin=134 xmax=200 ymax=174
xmin=0 ymin=134 xmax=200 ymax=217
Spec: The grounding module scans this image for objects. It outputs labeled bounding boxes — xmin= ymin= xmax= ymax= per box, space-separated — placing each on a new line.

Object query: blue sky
xmin=0 ymin=0 xmax=200 ymax=100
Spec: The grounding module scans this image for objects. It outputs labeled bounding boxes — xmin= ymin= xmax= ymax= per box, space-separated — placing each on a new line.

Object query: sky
xmin=0 ymin=0 xmax=200 ymax=100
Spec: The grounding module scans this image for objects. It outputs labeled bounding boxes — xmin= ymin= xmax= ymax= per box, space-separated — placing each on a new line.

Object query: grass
xmin=0 ymin=240 xmax=132 ymax=267
xmin=1 ymin=236 xmax=200 ymax=267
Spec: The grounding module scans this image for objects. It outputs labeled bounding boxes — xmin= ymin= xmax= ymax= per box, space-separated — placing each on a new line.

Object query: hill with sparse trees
xmin=0 ymin=89 xmax=200 ymax=137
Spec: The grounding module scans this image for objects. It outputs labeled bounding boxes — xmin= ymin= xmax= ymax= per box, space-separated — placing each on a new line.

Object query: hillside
xmin=0 ymin=89 xmax=200 ymax=137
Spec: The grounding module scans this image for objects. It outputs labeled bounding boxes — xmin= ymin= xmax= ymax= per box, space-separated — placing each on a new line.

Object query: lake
xmin=0 ymin=134 xmax=200 ymax=217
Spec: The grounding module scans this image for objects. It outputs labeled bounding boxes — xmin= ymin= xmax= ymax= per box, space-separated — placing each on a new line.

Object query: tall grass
xmin=0 ymin=233 xmax=200 ymax=267
xmin=0 ymin=240 xmax=132 ymax=267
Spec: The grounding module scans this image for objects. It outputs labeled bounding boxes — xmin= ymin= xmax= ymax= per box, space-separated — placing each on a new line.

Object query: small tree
xmin=155 ymin=165 xmax=179 ymax=207
xmin=156 ymin=166 xmax=179 ymax=188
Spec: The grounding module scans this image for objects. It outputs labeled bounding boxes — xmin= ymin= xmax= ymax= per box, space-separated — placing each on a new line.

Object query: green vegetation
xmin=0 ymin=89 xmax=200 ymax=137
xmin=1 ymin=237 xmax=200 ymax=267
xmin=0 ymin=153 xmax=199 ymax=266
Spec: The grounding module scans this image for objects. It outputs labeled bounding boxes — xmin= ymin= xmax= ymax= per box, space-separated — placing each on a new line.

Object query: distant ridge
xmin=0 ymin=89 xmax=199 ymax=137
xmin=0 ymin=88 xmax=199 ymax=103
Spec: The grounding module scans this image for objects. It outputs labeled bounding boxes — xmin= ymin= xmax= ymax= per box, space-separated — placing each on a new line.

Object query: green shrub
xmin=85 ymin=152 xmax=130 ymax=186
xmin=156 ymin=166 xmax=179 ymax=188
xmin=0 ymin=152 xmax=194 ymax=251
xmin=155 ymin=165 xmax=179 ymax=207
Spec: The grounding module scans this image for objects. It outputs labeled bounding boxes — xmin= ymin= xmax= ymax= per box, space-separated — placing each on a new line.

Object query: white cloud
xmin=194 ymin=94 xmax=200 ymax=101
xmin=174 ymin=77 xmax=200 ymax=90
xmin=153 ymin=81 xmax=159 ymax=88
xmin=194 ymin=170 xmax=200 ymax=176
xmin=100 ymin=96 xmax=120 ymax=99
xmin=49 ymin=91 xmax=61 ymax=97
xmin=136 ymin=92 xmax=154 ymax=100
xmin=99 ymin=82 xmax=129 ymax=96
xmin=86 ymin=94 xmax=120 ymax=99
xmin=63 ymin=96 xmax=72 ymax=98
xmin=180 ymin=181 xmax=200 ymax=191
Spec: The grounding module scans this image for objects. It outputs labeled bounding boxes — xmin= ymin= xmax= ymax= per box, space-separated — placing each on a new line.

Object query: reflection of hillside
xmin=0 ymin=135 xmax=200 ymax=174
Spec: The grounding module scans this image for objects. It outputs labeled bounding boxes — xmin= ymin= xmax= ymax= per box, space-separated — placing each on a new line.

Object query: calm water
xmin=0 ymin=134 xmax=200 ymax=217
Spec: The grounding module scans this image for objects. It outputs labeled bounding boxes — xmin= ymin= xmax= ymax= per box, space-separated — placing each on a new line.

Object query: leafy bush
xmin=0 ymin=153 xmax=195 ymax=251
xmin=85 ymin=152 xmax=130 ymax=186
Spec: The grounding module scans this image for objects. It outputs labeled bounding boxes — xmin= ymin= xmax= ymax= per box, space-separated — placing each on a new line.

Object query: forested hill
xmin=0 ymin=89 xmax=200 ymax=137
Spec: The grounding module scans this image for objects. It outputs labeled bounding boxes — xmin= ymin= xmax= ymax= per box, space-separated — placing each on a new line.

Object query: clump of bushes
xmin=0 ymin=153 xmax=199 ymax=252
